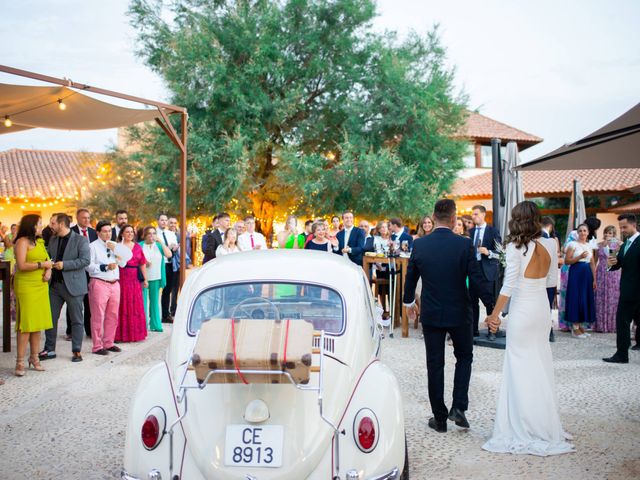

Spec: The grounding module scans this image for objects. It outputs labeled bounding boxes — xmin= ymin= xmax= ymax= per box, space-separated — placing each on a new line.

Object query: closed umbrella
xmin=499 ymin=142 xmax=525 ymax=242
xmin=567 ymin=178 xmax=586 ymax=240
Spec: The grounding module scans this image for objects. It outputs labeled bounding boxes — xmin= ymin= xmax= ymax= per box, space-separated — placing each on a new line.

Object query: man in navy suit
xmin=468 ymin=205 xmax=501 ymax=337
xmin=404 ymin=199 xmax=493 ymax=433
xmin=389 ymin=217 xmax=413 ymax=250
xmin=70 ymin=208 xmax=98 ymax=337
xmin=335 ymin=211 xmax=366 ymax=266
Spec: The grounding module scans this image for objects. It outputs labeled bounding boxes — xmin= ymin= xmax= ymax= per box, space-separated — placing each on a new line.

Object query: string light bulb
xmin=58 ymin=99 xmax=67 ymax=111
xmin=4 ymin=116 xmax=12 ymax=127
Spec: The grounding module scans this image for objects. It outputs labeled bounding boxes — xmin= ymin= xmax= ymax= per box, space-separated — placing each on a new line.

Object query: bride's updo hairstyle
xmin=505 ymin=200 xmax=542 ymax=255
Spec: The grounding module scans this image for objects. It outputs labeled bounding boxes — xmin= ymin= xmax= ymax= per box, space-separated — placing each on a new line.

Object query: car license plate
xmin=224 ymin=425 xmax=283 ymax=468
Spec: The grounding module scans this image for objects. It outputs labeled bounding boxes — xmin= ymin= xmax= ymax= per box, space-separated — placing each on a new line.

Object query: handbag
xmin=137 ymin=266 xmax=145 ymax=283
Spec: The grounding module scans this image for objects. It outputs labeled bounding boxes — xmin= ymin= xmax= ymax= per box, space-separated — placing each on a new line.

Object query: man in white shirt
xmin=238 ymin=216 xmax=267 ymax=251
xmin=87 ymin=221 xmax=130 ymax=355
xmin=157 ymin=213 xmax=179 ymax=323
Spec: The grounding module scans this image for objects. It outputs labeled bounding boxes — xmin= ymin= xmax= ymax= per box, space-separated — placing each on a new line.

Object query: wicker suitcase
xmin=192 ymin=319 xmax=314 ymax=385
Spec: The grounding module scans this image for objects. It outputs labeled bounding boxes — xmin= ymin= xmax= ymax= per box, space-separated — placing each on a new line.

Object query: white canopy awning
xmin=0 ymin=83 xmax=165 ymax=134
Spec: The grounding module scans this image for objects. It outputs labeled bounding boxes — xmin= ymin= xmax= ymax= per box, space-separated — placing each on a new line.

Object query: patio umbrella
xmin=520 ymin=102 xmax=640 ymax=170
xmin=498 ymin=142 xmax=525 ymax=242
xmin=567 ymin=178 xmax=586 ymax=240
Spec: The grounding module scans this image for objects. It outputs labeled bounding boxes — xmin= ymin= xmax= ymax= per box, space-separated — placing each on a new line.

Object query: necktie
xmin=623 ymin=238 xmax=632 ymax=256
xmin=250 ymin=234 xmax=255 ymax=248
xmin=343 ymin=228 xmax=351 ymax=256
xmin=162 ymin=231 xmax=168 ymax=246
xmin=474 ymin=229 xmax=482 ymax=260
xmin=82 ymin=229 xmax=88 ymax=239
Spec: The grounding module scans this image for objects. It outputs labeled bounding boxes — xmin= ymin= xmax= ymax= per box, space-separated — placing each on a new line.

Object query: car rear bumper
xmin=121 ymin=470 xmax=161 ymax=480
xmin=368 ymin=467 xmax=400 ymax=480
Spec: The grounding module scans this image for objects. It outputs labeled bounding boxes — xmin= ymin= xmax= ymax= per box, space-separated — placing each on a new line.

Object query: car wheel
xmin=400 ymin=436 xmax=409 ymax=480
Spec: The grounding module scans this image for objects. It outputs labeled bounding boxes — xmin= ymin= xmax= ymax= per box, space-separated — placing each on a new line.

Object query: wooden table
xmin=362 ymin=255 xmax=411 ymax=337
xmin=0 ymin=261 xmax=11 ymax=352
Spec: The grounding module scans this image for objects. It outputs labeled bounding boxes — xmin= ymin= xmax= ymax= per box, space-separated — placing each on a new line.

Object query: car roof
xmin=187 ymin=249 xmax=366 ymax=293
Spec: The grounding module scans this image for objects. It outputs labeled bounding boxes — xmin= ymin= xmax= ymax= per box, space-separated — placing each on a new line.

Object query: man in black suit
xmin=111 ymin=210 xmax=129 ymax=241
xmin=468 ymin=205 xmax=501 ymax=337
xmin=70 ymin=208 xmax=98 ymax=337
xmin=603 ymin=213 xmax=640 ymax=364
xmin=336 ymin=211 xmax=366 ymax=266
xmin=359 ymin=219 xmax=374 ymax=253
xmin=389 ymin=217 xmax=413 ymax=250
xmin=202 ymin=212 xmax=230 ymax=263
xmin=404 ymin=199 xmax=493 ymax=433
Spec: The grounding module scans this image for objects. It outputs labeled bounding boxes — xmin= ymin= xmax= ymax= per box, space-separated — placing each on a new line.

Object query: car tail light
xmin=142 ymin=415 xmax=160 ymax=449
xmin=141 ymin=407 xmax=166 ymax=451
xmin=353 ymin=408 xmax=379 ymax=453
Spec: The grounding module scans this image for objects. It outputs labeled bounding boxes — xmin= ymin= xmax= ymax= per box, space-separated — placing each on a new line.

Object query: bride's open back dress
xmin=482 ymin=238 xmax=575 ymax=456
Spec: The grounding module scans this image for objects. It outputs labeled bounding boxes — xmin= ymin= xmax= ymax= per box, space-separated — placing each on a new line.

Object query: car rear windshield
xmin=189 ymin=282 xmax=344 ymax=335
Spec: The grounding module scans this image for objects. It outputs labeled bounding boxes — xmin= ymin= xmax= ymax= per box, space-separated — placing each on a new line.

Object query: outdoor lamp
xmin=3 ymin=116 xmax=11 ymax=127
xmin=58 ymin=99 xmax=67 ymax=110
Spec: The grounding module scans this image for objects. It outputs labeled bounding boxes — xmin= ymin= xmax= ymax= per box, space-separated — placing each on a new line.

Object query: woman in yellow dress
xmin=13 ymin=215 xmax=53 ymax=377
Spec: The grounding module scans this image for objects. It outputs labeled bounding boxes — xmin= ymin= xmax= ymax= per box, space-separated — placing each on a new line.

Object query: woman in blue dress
xmin=564 ymin=224 xmax=597 ymax=338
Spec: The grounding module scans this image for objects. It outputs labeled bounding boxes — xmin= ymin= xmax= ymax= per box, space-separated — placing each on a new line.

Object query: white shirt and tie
xmin=473 ymin=223 xmax=487 ymax=261
xmin=342 ymin=226 xmax=353 ymax=255
xmin=623 ymin=232 xmax=639 ymax=255
xmin=238 ymin=231 xmax=267 ymax=251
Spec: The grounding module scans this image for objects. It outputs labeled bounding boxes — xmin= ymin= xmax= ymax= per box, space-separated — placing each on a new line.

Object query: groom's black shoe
xmin=603 ymin=355 xmax=629 ymax=364
xmin=448 ymin=408 xmax=470 ymax=428
xmin=428 ymin=417 xmax=447 ymax=433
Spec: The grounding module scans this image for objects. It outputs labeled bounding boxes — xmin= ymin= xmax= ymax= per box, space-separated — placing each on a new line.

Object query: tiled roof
xmin=0 ymin=149 xmax=102 ymax=200
xmin=451 ymin=168 xmax=640 ymax=199
xmin=458 ymin=111 xmax=543 ymax=145
xmin=609 ymin=200 xmax=640 ymax=213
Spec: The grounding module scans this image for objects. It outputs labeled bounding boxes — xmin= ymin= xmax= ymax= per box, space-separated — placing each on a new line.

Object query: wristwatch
xmin=37 ymin=261 xmax=42 ymax=269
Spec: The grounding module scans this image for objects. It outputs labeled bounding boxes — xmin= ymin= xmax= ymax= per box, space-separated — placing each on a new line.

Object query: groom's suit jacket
xmin=610 ymin=235 xmax=640 ymax=302
xmin=403 ymin=227 xmax=494 ymax=328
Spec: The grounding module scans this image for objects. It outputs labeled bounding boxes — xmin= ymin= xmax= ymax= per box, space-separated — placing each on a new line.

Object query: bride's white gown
xmin=482 ymin=239 xmax=575 ymax=456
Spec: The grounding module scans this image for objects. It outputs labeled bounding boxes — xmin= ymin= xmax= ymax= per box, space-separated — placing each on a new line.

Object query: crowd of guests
xmin=2 ymin=204 xmax=638 ymax=384
xmin=1 ymin=209 xmax=190 ymax=383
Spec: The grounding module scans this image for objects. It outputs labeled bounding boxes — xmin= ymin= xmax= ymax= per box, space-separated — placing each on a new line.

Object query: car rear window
xmin=189 ymin=282 xmax=344 ymax=335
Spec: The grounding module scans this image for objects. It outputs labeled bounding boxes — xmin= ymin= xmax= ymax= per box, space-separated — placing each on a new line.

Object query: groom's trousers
xmin=422 ymin=323 xmax=473 ymax=422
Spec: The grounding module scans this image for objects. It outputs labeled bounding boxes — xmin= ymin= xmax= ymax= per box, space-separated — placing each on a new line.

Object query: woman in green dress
xmin=275 ymin=215 xmax=305 ymax=297
xmin=13 ymin=215 xmax=53 ymax=377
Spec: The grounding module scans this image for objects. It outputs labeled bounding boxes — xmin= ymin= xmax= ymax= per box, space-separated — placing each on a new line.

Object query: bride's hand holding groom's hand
xmin=485 ymin=314 xmax=501 ymax=333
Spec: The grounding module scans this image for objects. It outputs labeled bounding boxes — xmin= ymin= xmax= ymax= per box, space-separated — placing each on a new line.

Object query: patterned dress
xmin=557 ymin=231 xmax=578 ymax=330
xmin=594 ymin=244 xmax=621 ymax=333
xmin=115 ymin=243 xmax=147 ymax=342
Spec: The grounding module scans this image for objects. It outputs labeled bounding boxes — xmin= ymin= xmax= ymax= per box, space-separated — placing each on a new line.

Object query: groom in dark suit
xmin=468 ymin=205 xmax=501 ymax=336
xmin=404 ymin=199 xmax=494 ymax=433
xmin=603 ymin=214 xmax=640 ymax=364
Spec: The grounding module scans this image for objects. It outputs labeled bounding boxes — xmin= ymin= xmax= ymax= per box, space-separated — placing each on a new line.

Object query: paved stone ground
xmin=0 ymin=315 xmax=639 ymax=479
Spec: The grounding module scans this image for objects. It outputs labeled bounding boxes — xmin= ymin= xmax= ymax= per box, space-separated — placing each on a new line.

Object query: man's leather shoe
xmin=428 ymin=417 xmax=447 ymax=433
xmin=631 ymin=344 xmax=640 ymax=351
xmin=71 ymin=352 xmax=83 ymax=363
xmin=448 ymin=408 xmax=470 ymax=428
xmin=603 ymin=355 xmax=628 ymax=364
xmin=38 ymin=350 xmax=56 ymax=361
xmin=93 ymin=349 xmax=109 ymax=356
xmin=107 ymin=346 xmax=122 ymax=353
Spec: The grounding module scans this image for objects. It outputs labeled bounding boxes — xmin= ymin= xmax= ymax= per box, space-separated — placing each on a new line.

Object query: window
xmin=189 ymin=282 xmax=344 ymax=335
xmin=462 ymin=143 xmax=476 ymax=168
xmin=480 ymin=145 xmax=506 ymax=168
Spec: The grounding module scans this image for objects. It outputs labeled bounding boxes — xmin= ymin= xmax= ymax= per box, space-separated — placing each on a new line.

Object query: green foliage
xmin=127 ymin=0 xmax=467 ymax=233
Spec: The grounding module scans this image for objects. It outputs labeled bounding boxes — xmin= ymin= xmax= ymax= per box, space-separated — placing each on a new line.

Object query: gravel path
xmin=0 ymin=322 xmax=638 ymax=479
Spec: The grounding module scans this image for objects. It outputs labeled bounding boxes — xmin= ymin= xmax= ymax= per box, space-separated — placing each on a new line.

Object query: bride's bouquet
xmin=490 ymin=240 xmax=507 ymax=268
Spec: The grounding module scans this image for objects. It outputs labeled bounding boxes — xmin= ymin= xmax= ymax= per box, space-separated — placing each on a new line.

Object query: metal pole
xmin=179 ymin=112 xmax=188 ymax=288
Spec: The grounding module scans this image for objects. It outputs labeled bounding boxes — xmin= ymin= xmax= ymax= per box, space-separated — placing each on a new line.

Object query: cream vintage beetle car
xmin=122 ymin=250 xmax=407 ymax=480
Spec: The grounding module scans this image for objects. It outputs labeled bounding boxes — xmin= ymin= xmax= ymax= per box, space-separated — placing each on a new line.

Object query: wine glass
xmin=401 ymin=240 xmax=409 ymax=253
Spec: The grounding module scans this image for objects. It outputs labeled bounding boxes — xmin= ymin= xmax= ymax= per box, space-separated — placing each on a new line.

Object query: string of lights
xmin=3 ymin=91 xmax=78 ymax=127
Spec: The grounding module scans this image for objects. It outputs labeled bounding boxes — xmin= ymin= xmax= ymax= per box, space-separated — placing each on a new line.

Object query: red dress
xmin=115 ymin=243 xmax=147 ymax=342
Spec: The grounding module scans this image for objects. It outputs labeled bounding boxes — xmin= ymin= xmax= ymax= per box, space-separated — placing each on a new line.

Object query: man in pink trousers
xmin=86 ymin=221 xmax=129 ymax=355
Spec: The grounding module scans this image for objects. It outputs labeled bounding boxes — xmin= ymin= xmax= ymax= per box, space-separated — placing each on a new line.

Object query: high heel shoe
xmin=28 ymin=355 xmax=45 ymax=372
xmin=15 ymin=359 xmax=26 ymax=377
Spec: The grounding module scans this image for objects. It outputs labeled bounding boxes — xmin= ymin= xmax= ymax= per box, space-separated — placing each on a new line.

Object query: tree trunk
xmin=251 ymin=195 xmax=276 ymax=246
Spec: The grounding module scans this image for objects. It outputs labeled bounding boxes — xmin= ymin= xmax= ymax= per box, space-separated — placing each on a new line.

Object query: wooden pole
xmin=179 ymin=112 xmax=188 ymax=288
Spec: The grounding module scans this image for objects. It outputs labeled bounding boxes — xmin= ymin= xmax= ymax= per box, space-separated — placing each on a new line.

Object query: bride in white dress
xmin=483 ymin=201 xmax=575 ymax=456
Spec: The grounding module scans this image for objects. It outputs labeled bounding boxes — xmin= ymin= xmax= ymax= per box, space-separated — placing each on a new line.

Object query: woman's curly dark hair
xmin=505 ymin=201 xmax=542 ymax=255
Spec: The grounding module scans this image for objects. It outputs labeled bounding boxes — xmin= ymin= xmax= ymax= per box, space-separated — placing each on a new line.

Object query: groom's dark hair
xmin=433 ymin=199 xmax=457 ymax=223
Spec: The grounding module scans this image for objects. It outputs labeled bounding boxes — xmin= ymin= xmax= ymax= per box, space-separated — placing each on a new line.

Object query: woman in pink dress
xmin=115 ymin=224 xmax=148 ymax=343
xmin=595 ymin=225 xmax=621 ymax=333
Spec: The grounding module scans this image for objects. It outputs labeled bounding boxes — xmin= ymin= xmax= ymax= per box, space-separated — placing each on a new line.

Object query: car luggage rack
xmin=170 ymin=329 xmax=344 ymax=480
